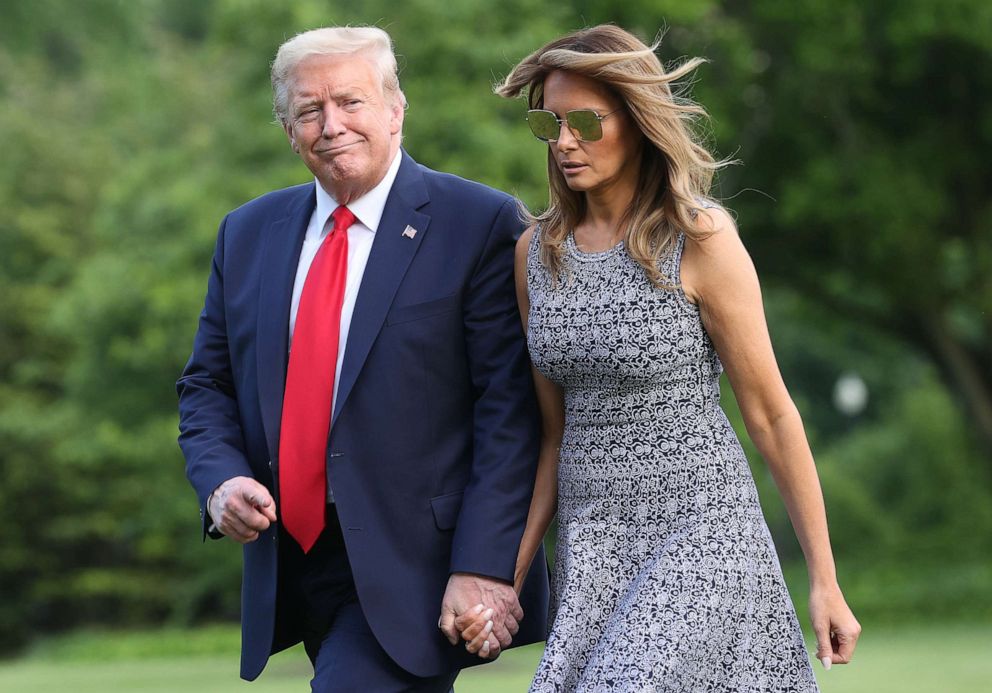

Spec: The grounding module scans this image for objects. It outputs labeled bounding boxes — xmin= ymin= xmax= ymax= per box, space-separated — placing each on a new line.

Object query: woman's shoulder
xmin=692 ymin=199 xmax=736 ymax=234
xmin=517 ymin=223 xmax=543 ymax=254
xmin=518 ymin=223 xmax=539 ymax=245
xmin=683 ymin=202 xmax=740 ymax=254
xmin=515 ymin=223 xmax=541 ymax=267
xmin=680 ymin=202 xmax=750 ymax=303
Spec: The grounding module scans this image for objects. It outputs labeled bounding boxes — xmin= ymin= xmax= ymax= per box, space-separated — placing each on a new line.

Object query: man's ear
xmin=389 ymin=92 xmax=406 ymax=135
xmin=283 ymin=121 xmax=299 ymax=153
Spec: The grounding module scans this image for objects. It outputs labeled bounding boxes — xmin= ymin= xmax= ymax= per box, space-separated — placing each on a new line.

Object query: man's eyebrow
xmin=334 ymin=84 xmax=378 ymax=98
xmin=291 ymin=87 xmax=372 ymax=110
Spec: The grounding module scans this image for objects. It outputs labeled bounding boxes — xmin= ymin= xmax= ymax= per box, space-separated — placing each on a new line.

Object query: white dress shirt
xmin=288 ymin=150 xmax=402 ymax=407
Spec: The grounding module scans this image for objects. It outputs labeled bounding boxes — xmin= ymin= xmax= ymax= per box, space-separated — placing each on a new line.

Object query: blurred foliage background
xmin=1 ymin=0 xmax=990 ymax=661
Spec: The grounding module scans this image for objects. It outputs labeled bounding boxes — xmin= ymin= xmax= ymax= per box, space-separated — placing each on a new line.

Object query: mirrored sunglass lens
xmin=566 ymin=110 xmax=603 ymax=141
xmin=527 ymin=111 xmax=559 ymax=140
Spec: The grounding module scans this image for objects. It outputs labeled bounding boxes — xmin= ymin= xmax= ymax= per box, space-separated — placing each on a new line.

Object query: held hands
xmin=207 ymin=476 xmax=277 ymax=543
xmin=809 ymin=583 xmax=862 ymax=670
xmin=438 ymin=573 xmax=523 ymax=660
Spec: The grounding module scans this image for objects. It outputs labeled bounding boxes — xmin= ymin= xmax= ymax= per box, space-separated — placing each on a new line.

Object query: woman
xmin=460 ymin=24 xmax=860 ymax=691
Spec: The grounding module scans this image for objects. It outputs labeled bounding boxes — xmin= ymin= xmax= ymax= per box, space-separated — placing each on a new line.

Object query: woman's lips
xmin=560 ymin=161 xmax=587 ymax=174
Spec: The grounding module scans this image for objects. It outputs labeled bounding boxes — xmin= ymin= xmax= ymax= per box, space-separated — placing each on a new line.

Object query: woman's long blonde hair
xmin=496 ymin=25 xmax=730 ymax=286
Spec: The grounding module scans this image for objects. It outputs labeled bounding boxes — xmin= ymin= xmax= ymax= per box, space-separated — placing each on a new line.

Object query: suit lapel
xmin=332 ymin=151 xmax=431 ymax=427
xmin=257 ymin=184 xmax=316 ymax=461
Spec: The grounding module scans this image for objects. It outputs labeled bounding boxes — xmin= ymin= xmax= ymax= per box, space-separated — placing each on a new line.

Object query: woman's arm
xmin=681 ymin=208 xmax=861 ymax=667
xmin=514 ymin=367 xmax=564 ymax=592
xmin=512 ymin=226 xmax=565 ymax=593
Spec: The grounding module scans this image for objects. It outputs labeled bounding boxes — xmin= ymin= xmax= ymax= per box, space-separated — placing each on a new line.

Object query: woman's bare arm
xmin=681 ymin=208 xmax=861 ymax=666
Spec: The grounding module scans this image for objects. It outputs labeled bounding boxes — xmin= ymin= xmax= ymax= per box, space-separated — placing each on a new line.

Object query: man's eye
xmin=343 ymin=100 xmax=363 ymax=110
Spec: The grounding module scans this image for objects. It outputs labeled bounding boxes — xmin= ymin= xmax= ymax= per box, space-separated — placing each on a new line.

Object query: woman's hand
xmin=809 ymin=584 xmax=861 ymax=669
xmin=455 ymin=604 xmax=499 ymax=659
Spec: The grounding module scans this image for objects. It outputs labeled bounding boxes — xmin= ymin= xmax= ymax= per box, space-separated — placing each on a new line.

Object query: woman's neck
xmin=578 ymin=183 xmax=636 ymax=243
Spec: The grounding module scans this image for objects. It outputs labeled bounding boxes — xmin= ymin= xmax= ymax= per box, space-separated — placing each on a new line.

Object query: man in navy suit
xmin=177 ymin=26 xmax=548 ymax=690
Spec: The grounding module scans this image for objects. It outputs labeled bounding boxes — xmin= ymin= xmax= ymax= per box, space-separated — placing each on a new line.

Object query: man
xmin=177 ymin=26 xmax=548 ymax=690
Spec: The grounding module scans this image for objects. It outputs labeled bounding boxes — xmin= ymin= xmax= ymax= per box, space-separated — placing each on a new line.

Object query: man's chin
xmin=317 ymin=167 xmax=375 ymax=200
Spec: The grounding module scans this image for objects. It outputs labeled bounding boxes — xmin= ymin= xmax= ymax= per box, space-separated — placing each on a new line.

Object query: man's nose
xmin=321 ymin=105 xmax=347 ymax=139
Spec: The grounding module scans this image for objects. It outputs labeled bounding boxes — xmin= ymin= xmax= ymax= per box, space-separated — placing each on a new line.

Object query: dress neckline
xmin=565 ymin=231 xmax=624 ymax=261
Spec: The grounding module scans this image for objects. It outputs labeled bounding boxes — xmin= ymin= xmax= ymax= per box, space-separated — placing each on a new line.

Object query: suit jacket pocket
xmin=430 ymin=490 xmax=464 ymax=530
xmin=386 ymin=294 xmax=459 ymax=326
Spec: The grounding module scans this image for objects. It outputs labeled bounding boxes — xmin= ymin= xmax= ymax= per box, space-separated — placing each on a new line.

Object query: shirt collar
xmin=313 ymin=150 xmax=402 ymax=234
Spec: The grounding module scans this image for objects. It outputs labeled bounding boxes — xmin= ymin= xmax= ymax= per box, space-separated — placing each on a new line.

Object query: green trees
xmin=0 ymin=0 xmax=988 ymax=650
xmin=716 ymin=0 xmax=992 ymax=456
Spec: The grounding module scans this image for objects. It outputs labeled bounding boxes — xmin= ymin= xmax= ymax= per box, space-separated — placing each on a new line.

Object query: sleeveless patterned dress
xmin=526 ymin=225 xmax=818 ymax=692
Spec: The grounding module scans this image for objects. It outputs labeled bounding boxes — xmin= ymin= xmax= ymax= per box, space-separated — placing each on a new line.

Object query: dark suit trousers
xmin=276 ymin=508 xmax=458 ymax=692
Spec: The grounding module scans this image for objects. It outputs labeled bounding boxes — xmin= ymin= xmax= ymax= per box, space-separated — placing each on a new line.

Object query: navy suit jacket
xmin=177 ymin=150 xmax=549 ymax=680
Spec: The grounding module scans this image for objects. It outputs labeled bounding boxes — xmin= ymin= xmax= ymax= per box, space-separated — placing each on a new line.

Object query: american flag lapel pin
xmin=402 ymin=225 xmax=418 ymax=239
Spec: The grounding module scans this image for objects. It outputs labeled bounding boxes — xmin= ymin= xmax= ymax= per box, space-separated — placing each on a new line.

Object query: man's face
xmin=283 ymin=53 xmax=403 ymax=203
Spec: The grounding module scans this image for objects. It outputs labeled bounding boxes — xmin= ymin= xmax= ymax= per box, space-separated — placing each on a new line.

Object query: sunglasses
xmin=526 ymin=108 xmax=622 ymax=142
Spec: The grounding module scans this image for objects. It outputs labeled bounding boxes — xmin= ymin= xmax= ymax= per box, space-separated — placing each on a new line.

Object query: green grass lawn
xmin=1 ymin=623 xmax=989 ymax=692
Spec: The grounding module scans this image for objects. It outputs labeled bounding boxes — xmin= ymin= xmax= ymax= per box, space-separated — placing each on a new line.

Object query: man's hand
xmin=438 ymin=573 xmax=523 ymax=659
xmin=207 ymin=476 xmax=277 ymax=543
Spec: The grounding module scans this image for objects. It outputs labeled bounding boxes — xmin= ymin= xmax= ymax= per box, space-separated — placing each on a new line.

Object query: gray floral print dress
xmin=526 ymin=224 xmax=819 ymax=692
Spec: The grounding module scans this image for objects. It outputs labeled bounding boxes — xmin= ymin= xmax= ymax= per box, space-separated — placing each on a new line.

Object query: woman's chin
xmin=563 ymin=178 xmax=591 ymax=192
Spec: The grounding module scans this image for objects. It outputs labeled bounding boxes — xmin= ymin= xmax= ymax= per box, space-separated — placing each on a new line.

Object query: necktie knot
xmin=331 ymin=206 xmax=356 ymax=235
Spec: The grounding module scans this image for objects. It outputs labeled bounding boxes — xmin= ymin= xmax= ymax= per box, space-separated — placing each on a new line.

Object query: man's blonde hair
xmin=271 ymin=26 xmax=404 ymax=124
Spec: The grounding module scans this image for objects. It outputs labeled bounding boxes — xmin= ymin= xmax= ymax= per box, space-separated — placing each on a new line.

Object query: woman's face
xmin=541 ymin=70 xmax=643 ymax=197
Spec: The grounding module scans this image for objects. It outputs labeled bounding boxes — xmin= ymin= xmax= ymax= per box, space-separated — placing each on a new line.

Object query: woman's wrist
xmin=808 ymin=571 xmax=840 ymax=592
xmin=513 ymin=556 xmax=532 ymax=595
xmin=806 ymin=559 xmax=838 ymax=590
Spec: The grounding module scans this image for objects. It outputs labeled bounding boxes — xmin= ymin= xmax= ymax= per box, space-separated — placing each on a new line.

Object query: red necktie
xmin=279 ymin=205 xmax=354 ymax=552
